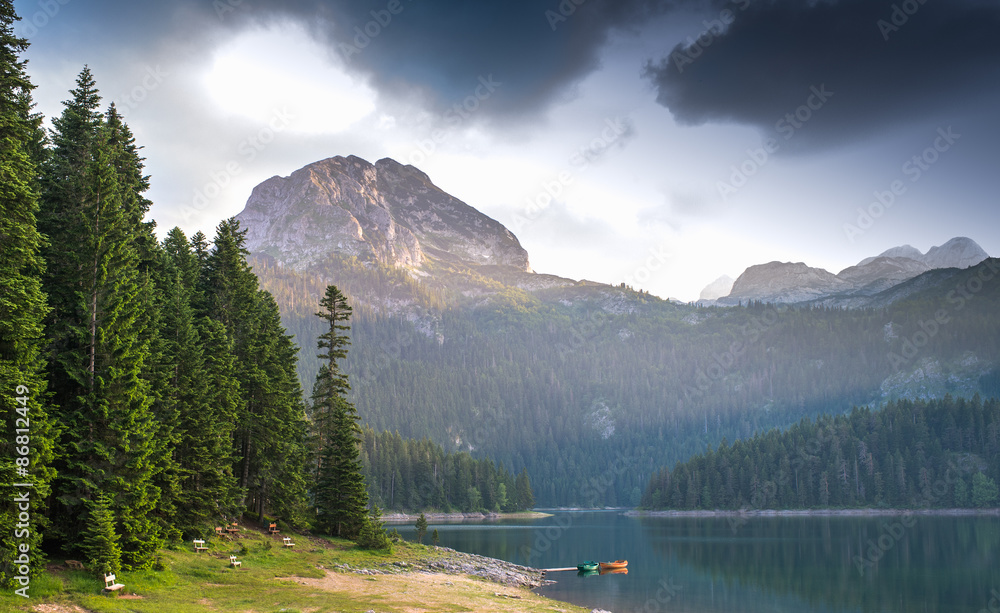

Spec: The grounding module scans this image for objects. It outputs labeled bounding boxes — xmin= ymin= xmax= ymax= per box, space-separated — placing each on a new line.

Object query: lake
xmin=392 ymin=510 xmax=1000 ymax=613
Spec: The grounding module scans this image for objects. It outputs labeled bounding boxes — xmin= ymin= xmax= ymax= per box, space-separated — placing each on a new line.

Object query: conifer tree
xmin=199 ymin=219 xmax=308 ymax=524
xmin=250 ymin=291 xmax=309 ymax=525
xmin=0 ymin=0 xmax=56 ymax=586
xmin=971 ymin=472 xmax=998 ymax=508
xmin=355 ymin=505 xmax=391 ymax=551
xmin=415 ymin=512 xmax=428 ymax=543
xmin=191 ymin=317 xmax=244 ymax=518
xmin=81 ymin=494 xmax=122 ymax=576
xmin=39 ymin=69 xmax=162 ymax=569
xmin=312 ymin=285 xmax=368 ymax=538
xmin=515 ymin=469 xmax=535 ymax=511
xmin=153 ymin=229 xmax=242 ymax=532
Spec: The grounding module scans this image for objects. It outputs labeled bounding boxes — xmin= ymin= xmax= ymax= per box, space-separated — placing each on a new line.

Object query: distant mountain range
xmin=234 ymin=155 xmax=1000 ymax=507
xmin=703 ymin=237 xmax=989 ymax=307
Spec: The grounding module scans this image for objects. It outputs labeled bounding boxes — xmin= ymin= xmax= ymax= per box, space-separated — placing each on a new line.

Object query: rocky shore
xmin=382 ymin=510 xmax=551 ymax=522
xmin=327 ymin=546 xmax=553 ymax=589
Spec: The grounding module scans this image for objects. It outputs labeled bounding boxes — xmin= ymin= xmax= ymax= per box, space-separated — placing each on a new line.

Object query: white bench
xmin=103 ymin=572 xmax=124 ymax=592
xmin=229 ymin=555 xmax=241 ymax=568
xmin=282 ymin=537 xmax=294 ymax=548
xmin=193 ymin=539 xmax=208 ymax=553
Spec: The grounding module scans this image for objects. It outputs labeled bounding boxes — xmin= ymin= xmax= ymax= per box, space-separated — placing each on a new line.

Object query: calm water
xmin=392 ymin=510 xmax=1000 ymax=613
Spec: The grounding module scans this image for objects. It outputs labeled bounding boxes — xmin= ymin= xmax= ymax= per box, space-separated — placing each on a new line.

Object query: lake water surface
xmin=394 ymin=510 xmax=1000 ymax=613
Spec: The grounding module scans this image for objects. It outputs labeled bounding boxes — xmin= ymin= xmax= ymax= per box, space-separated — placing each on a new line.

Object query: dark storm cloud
xmin=212 ymin=0 xmax=675 ymax=121
xmin=643 ymin=0 xmax=1000 ymax=150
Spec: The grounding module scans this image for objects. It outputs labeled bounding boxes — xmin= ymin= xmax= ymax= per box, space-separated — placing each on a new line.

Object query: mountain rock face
xmin=857 ymin=238 xmax=987 ymax=270
xmin=715 ymin=237 xmax=989 ymax=306
xmin=726 ymin=262 xmax=850 ymax=304
xmin=235 ymin=155 xmax=531 ymax=273
xmin=835 ymin=256 xmax=931 ymax=295
xmin=699 ymin=275 xmax=734 ymax=301
xmin=921 ymin=237 xmax=990 ymax=269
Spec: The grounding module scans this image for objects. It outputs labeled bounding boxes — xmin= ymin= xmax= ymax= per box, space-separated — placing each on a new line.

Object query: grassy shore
xmin=2 ymin=527 xmax=587 ymax=613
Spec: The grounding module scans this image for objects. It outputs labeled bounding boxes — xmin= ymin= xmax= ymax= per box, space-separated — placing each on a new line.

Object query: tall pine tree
xmin=311 ymin=285 xmax=368 ymax=538
xmin=0 ymin=0 xmax=56 ymax=586
xmin=199 ymin=219 xmax=308 ymax=524
xmin=154 ymin=228 xmax=242 ymax=534
xmin=39 ymin=69 xmax=162 ymax=569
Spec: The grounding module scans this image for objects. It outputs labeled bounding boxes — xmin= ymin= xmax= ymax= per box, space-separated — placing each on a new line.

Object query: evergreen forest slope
xmin=251 ymin=248 xmax=1000 ymax=507
xmin=641 ymin=396 xmax=1000 ymax=510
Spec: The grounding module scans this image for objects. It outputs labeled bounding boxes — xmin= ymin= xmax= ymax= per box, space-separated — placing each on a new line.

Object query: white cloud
xmin=202 ymin=22 xmax=377 ymax=134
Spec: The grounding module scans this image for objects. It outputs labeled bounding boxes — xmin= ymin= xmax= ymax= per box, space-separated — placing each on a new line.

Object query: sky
xmin=13 ymin=0 xmax=1000 ymax=301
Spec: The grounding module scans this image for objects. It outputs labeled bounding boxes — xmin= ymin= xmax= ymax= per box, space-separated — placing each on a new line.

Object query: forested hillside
xmin=641 ymin=396 xmax=1000 ymax=510
xmin=253 ymin=251 xmax=1000 ymax=507
xmin=360 ymin=428 xmax=534 ymax=513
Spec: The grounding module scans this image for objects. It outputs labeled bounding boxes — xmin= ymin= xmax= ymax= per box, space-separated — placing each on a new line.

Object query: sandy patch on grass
xmin=31 ymin=605 xmax=91 ymax=613
xmin=284 ymin=571 xmax=576 ymax=613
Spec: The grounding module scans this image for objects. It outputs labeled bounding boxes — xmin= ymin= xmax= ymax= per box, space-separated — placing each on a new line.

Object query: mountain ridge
xmin=708 ymin=237 xmax=989 ymax=306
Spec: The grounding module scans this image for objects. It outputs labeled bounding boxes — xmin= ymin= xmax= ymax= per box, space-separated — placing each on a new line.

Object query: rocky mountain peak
xmin=922 ymin=237 xmax=989 ymax=269
xmin=726 ymin=261 xmax=849 ymax=303
xmin=234 ymin=155 xmax=531 ymax=273
xmin=699 ymin=275 xmax=734 ymax=301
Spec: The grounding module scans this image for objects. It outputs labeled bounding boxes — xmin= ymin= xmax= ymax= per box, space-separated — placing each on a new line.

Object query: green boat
xmin=577 ymin=561 xmax=599 ymax=572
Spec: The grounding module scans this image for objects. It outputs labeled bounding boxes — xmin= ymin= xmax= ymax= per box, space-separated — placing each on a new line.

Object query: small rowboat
xmin=599 ymin=560 xmax=628 ymax=571
xmin=577 ymin=561 xmax=599 ymax=572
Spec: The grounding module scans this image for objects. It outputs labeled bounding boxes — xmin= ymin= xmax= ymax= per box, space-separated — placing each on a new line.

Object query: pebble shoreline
xmin=329 ymin=546 xmax=553 ymax=588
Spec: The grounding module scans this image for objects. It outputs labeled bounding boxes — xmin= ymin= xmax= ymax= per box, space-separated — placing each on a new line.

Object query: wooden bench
xmin=229 ymin=555 xmax=241 ymax=568
xmin=193 ymin=539 xmax=208 ymax=553
xmin=103 ymin=572 xmax=125 ymax=592
xmin=282 ymin=537 xmax=294 ymax=548
xmin=65 ymin=560 xmax=85 ymax=570
xmin=226 ymin=522 xmax=240 ymax=534
xmin=268 ymin=522 xmax=280 ymax=534
xmin=215 ymin=527 xmax=224 ymax=536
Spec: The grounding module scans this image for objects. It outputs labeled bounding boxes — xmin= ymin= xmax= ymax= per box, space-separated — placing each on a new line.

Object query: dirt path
xmin=284 ymin=570 xmax=580 ymax=613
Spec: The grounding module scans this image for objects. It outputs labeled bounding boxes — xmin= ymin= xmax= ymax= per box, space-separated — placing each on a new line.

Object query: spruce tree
xmin=415 ymin=513 xmax=428 ymax=544
xmin=312 ymin=285 xmax=368 ymax=538
xmin=199 ymin=219 xmax=308 ymax=524
xmin=152 ymin=229 xmax=242 ymax=532
xmin=251 ymin=291 xmax=309 ymax=525
xmin=355 ymin=505 xmax=391 ymax=551
xmin=971 ymin=472 xmax=998 ymax=508
xmin=0 ymin=0 xmax=56 ymax=586
xmin=39 ymin=70 xmax=162 ymax=569
xmin=515 ymin=469 xmax=534 ymax=511
xmin=191 ymin=317 xmax=244 ymax=518
xmin=81 ymin=494 xmax=122 ymax=576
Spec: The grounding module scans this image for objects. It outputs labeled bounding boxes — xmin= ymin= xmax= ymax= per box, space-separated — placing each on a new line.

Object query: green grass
xmin=0 ymin=529 xmax=583 ymax=613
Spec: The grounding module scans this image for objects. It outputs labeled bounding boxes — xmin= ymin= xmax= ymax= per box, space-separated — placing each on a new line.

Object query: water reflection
xmin=394 ymin=512 xmax=1000 ymax=613
xmin=640 ymin=515 xmax=1000 ymax=613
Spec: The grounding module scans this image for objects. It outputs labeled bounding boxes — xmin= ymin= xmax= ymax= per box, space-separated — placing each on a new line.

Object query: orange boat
xmin=599 ymin=560 xmax=628 ymax=571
